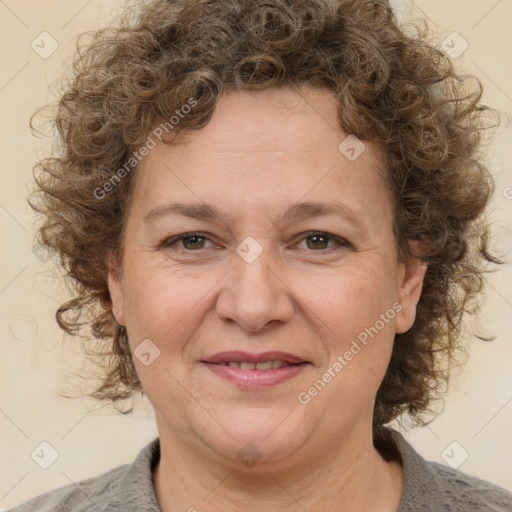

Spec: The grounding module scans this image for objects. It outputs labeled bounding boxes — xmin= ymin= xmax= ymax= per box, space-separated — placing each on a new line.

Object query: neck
xmin=153 ymin=423 xmax=403 ymax=512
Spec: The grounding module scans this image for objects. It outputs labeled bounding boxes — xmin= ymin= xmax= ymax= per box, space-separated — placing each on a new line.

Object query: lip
xmin=202 ymin=362 xmax=310 ymax=390
xmin=202 ymin=351 xmax=307 ymax=364
xmin=201 ymin=351 xmax=311 ymax=390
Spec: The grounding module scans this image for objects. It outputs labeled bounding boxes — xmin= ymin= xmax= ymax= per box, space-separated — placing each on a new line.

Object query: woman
xmin=11 ymin=0 xmax=512 ymax=510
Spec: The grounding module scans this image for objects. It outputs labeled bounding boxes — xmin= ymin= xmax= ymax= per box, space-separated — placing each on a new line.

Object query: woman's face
xmin=108 ymin=87 xmax=426 ymax=467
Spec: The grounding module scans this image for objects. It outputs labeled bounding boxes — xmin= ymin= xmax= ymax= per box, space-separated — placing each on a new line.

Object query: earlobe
xmin=395 ymin=242 xmax=428 ymax=335
xmin=106 ymin=250 xmax=126 ymax=326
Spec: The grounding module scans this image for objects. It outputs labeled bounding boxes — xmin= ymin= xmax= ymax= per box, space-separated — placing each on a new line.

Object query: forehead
xmin=131 ymin=87 xmax=392 ymax=227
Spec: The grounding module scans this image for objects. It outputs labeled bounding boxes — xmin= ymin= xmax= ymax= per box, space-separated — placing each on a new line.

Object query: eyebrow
xmin=144 ymin=200 xmax=368 ymax=228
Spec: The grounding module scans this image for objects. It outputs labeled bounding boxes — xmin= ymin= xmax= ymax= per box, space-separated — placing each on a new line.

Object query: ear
xmin=106 ymin=249 xmax=126 ymax=326
xmin=394 ymin=241 xmax=428 ymax=335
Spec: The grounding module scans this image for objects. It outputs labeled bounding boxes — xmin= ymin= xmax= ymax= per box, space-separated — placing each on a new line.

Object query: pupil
xmin=309 ymin=235 xmax=327 ymax=249
xmin=185 ymin=236 xmax=203 ymax=249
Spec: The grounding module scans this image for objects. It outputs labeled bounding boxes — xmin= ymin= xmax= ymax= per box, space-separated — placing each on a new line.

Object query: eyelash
xmin=160 ymin=231 xmax=351 ymax=253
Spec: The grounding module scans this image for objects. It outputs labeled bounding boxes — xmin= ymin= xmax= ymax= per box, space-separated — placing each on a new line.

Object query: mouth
xmin=203 ymin=350 xmax=308 ymax=364
xmin=201 ymin=351 xmax=311 ymax=389
xmin=211 ymin=360 xmax=300 ymax=370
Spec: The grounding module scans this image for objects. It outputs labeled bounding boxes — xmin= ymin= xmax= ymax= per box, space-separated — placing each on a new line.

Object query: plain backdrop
xmin=1 ymin=0 xmax=512 ymax=509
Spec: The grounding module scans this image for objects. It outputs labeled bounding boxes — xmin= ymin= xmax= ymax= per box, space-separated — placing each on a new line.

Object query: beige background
xmin=1 ymin=0 xmax=511 ymax=508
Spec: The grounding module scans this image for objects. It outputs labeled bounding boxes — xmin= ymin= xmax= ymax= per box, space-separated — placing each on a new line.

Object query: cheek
xmin=312 ymin=263 xmax=398 ymax=374
xmin=122 ymin=263 xmax=184 ymax=338
xmin=121 ymin=262 xmax=209 ymax=396
xmin=122 ymin=259 xmax=221 ymax=351
xmin=306 ymin=261 xmax=396 ymax=328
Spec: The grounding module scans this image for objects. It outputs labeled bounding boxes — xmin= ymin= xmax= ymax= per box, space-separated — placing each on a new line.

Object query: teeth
xmin=255 ymin=361 xmax=273 ymax=370
xmin=223 ymin=360 xmax=292 ymax=370
xmin=272 ymin=360 xmax=289 ymax=369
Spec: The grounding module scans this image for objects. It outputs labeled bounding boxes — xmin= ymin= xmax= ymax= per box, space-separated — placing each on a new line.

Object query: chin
xmin=187 ymin=406 xmax=311 ymax=467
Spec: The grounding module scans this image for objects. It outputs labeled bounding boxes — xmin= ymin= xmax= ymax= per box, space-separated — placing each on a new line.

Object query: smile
xmin=215 ymin=360 xmax=294 ymax=370
xmin=202 ymin=360 xmax=310 ymax=390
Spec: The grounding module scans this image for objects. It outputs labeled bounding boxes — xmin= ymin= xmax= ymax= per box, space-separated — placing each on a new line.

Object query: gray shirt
xmin=7 ymin=427 xmax=512 ymax=511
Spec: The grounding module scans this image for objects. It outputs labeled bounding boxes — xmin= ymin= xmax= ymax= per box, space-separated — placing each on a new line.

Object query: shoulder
xmin=380 ymin=428 xmax=512 ymax=512
xmin=6 ymin=438 xmax=161 ymax=512
xmin=423 ymin=459 xmax=512 ymax=511
xmin=5 ymin=465 xmax=128 ymax=512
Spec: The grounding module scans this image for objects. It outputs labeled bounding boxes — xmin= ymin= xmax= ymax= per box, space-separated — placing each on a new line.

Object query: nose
xmin=215 ymin=245 xmax=295 ymax=333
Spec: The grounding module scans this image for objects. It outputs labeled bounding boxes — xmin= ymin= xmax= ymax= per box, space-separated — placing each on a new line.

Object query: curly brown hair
xmin=29 ymin=0 xmax=505 ymax=426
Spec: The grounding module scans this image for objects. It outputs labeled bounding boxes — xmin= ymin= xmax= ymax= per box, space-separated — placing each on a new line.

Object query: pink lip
xmin=203 ymin=351 xmax=307 ymax=364
xmin=203 ymin=361 xmax=310 ymax=390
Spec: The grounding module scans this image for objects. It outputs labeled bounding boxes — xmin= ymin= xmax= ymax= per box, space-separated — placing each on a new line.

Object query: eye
xmin=160 ymin=232 xmax=215 ymax=251
xmin=294 ymin=231 xmax=351 ymax=251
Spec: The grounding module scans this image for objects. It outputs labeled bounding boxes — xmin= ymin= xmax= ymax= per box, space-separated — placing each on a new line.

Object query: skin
xmin=107 ymin=86 xmax=427 ymax=512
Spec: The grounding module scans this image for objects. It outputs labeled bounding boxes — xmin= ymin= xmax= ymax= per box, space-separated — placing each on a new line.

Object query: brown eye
xmin=161 ymin=232 xmax=214 ymax=251
xmin=180 ymin=235 xmax=207 ymax=250
xmin=305 ymin=234 xmax=330 ymax=250
xmin=296 ymin=231 xmax=350 ymax=251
